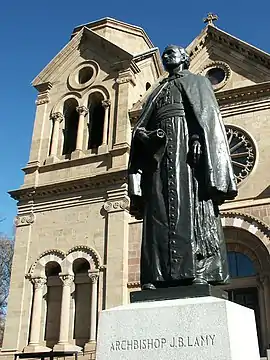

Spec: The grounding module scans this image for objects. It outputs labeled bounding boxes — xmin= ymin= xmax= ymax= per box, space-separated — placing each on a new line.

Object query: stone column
xmin=76 ymin=106 xmax=88 ymax=151
xmin=23 ymin=277 xmax=51 ymax=353
xmin=84 ymin=272 xmax=99 ymax=353
xmin=101 ymin=99 xmax=111 ymax=148
xmin=53 ymin=274 xmax=81 ymax=352
xmin=50 ymin=112 xmax=64 ymax=157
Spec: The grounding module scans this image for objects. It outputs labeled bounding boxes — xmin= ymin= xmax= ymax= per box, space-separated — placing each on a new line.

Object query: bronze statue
xmin=128 ymin=45 xmax=238 ymax=290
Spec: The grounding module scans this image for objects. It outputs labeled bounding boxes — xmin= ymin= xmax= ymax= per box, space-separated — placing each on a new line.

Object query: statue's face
xmin=162 ymin=46 xmax=183 ymax=70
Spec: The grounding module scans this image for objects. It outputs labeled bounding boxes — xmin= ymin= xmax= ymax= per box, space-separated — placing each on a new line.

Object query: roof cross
xmin=203 ymin=13 xmax=218 ymax=26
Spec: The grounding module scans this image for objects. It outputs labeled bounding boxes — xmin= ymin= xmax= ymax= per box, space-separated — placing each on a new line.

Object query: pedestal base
xmin=96 ymin=296 xmax=260 ymax=360
xmin=23 ymin=345 xmax=52 ymax=353
xmin=130 ymin=284 xmax=228 ymax=303
xmin=53 ymin=343 xmax=82 ymax=352
xmin=84 ymin=341 xmax=96 ymax=353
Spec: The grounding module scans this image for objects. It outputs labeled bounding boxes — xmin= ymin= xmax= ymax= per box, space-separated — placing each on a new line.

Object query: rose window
xmin=226 ymin=125 xmax=256 ymax=184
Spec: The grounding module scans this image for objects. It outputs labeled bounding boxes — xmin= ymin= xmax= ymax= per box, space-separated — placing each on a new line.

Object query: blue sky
xmin=1 ymin=0 xmax=270 ymax=236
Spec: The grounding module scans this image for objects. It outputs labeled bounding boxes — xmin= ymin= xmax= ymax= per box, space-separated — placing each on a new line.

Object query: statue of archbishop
xmin=128 ymin=45 xmax=238 ymax=290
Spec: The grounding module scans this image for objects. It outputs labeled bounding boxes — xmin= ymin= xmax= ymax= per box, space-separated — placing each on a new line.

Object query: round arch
xmin=28 ymin=249 xmax=65 ymax=278
xmin=51 ymin=92 xmax=82 ymax=114
xmin=221 ymin=212 xmax=270 ymax=355
xmin=82 ymin=85 xmax=110 ymax=104
xmin=61 ymin=245 xmax=101 ymax=274
xmin=221 ymin=211 xmax=270 ymax=249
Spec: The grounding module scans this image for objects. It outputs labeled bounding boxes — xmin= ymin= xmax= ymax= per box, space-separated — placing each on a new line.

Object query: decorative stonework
xmin=10 ymin=171 xmax=127 ymax=202
xmin=88 ymin=271 xmax=99 ymax=284
xmin=103 ymin=197 xmax=130 ymax=212
xmin=59 ymin=274 xmax=74 ymax=286
xmin=221 ymin=211 xmax=270 ymax=238
xmin=101 ymin=99 xmax=111 ymax=108
xmin=68 ymin=60 xmax=99 ymax=90
xmin=116 ymin=70 xmax=136 ymax=86
xmin=76 ymin=106 xmax=89 ymax=116
xmin=36 ymin=94 xmax=50 ymax=105
xmin=225 ymin=125 xmax=256 ymax=184
xmin=203 ymin=13 xmax=218 ymax=26
xmin=200 ymin=61 xmax=231 ymax=91
xmin=50 ymin=112 xmax=64 ymax=122
xmin=31 ymin=277 xmax=47 ymax=289
xmin=35 ymin=82 xmax=53 ymax=105
xmin=65 ymin=245 xmax=102 ymax=270
xmin=14 ymin=212 xmax=35 ymax=227
xmin=28 ymin=246 xmax=102 ymax=278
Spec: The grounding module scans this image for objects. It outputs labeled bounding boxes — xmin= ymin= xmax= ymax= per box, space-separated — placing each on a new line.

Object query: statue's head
xmin=162 ymin=45 xmax=190 ymax=72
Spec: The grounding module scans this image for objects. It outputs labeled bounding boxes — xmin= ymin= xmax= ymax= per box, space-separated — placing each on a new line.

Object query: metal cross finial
xmin=203 ymin=13 xmax=218 ymax=26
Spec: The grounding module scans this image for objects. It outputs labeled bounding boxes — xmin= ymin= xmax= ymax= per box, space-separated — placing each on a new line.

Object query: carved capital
xmin=116 ymin=71 xmax=136 ymax=86
xmin=88 ymin=271 xmax=99 ymax=284
xmin=59 ymin=274 xmax=74 ymax=286
xmin=76 ymin=106 xmax=89 ymax=116
xmin=36 ymin=93 xmax=50 ymax=105
xmin=31 ymin=277 xmax=47 ymax=290
xmin=103 ymin=197 xmax=130 ymax=213
xmin=14 ymin=212 xmax=35 ymax=227
xmin=101 ymin=99 xmax=111 ymax=108
xmin=50 ymin=112 xmax=64 ymax=122
xmin=258 ymin=273 xmax=270 ymax=287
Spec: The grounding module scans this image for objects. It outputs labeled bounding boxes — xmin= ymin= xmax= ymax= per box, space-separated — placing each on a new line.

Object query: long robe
xmin=128 ymin=70 xmax=238 ymax=287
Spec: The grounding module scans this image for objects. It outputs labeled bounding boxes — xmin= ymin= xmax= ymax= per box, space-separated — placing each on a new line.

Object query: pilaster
xmin=2 ymin=212 xmax=35 ymax=351
xmin=103 ymin=187 xmax=130 ymax=308
xmin=24 ymin=82 xmax=52 ymax=187
xmin=111 ymin=70 xmax=135 ymax=168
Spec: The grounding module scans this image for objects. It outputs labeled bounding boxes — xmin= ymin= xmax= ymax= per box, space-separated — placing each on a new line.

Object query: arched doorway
xmin=222 ymin=226 xmax=270 ymax=356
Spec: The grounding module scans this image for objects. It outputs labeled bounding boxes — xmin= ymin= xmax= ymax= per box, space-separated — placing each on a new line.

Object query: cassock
xmin=128 ymin=70 xmax=238 ymax=287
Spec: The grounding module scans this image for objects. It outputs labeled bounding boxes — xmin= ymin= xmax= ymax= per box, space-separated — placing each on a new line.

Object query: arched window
xmin=73 ymin=258 xmax=91 ymax=347
xmin=62 ymin=98 xmax=79 ymax=155
xmin=88 ymin=93 xmax=105 ymax=149
xmin=146 ymin=82 xmax=151 ymax=91
xmin=44 ymin=261 xmax=61 ymax=347
xmin=227 ymin=251 xmax=256 ymax=278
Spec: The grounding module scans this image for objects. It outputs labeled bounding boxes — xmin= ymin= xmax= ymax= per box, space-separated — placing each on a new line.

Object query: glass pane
xmin=227 ymin=251 xmax=255 ymax=278
xmin=236 ymin=252 xmax=256 ymax=277
xmin=227 ymin=251 xmax=238 ymax=277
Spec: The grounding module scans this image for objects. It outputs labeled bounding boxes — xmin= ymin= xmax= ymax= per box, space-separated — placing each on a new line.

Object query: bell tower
xmin=1 ymin=17 xmax=162 ymax=356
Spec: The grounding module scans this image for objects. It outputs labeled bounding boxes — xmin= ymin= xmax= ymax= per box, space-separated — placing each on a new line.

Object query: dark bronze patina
xmin=128 ymin=45 xmax=238 ymax=290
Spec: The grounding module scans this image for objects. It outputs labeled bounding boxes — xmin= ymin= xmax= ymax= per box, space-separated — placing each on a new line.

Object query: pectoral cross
xmin=203 ymin=13 xmax=218 ymax=26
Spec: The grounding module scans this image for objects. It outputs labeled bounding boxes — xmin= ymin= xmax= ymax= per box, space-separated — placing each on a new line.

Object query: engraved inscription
xmin=110 ymin=334 xmax=216 ymax=351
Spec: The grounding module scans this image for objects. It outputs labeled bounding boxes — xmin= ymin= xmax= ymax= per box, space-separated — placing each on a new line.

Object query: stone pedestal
xmin=96 ymin=296 xmax=260 ymax=360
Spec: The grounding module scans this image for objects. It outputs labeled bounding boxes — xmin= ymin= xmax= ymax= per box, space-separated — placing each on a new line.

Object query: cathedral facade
xmin=1 ymin=17 xmax=270 ymax=359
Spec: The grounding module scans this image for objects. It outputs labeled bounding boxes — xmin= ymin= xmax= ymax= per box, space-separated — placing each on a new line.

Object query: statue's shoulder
xmin=185 ymin=71 xmax=207 ymax=83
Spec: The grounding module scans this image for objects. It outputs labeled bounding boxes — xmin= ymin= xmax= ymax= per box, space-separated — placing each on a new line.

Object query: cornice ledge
xmin=217 ymin=82 xmax=270 ymax=106
xmin=23 ymin=151 xmax=111 ymax=175
xmin=110 ymin=143 xmax=130 ymax=156
xmin=207 ymin=26 xmax=270 ymax=68
xmin=129 ymin=83 xmax=270 ymax=122
xmin=9 ymin=169 xmax=127 ymax=201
